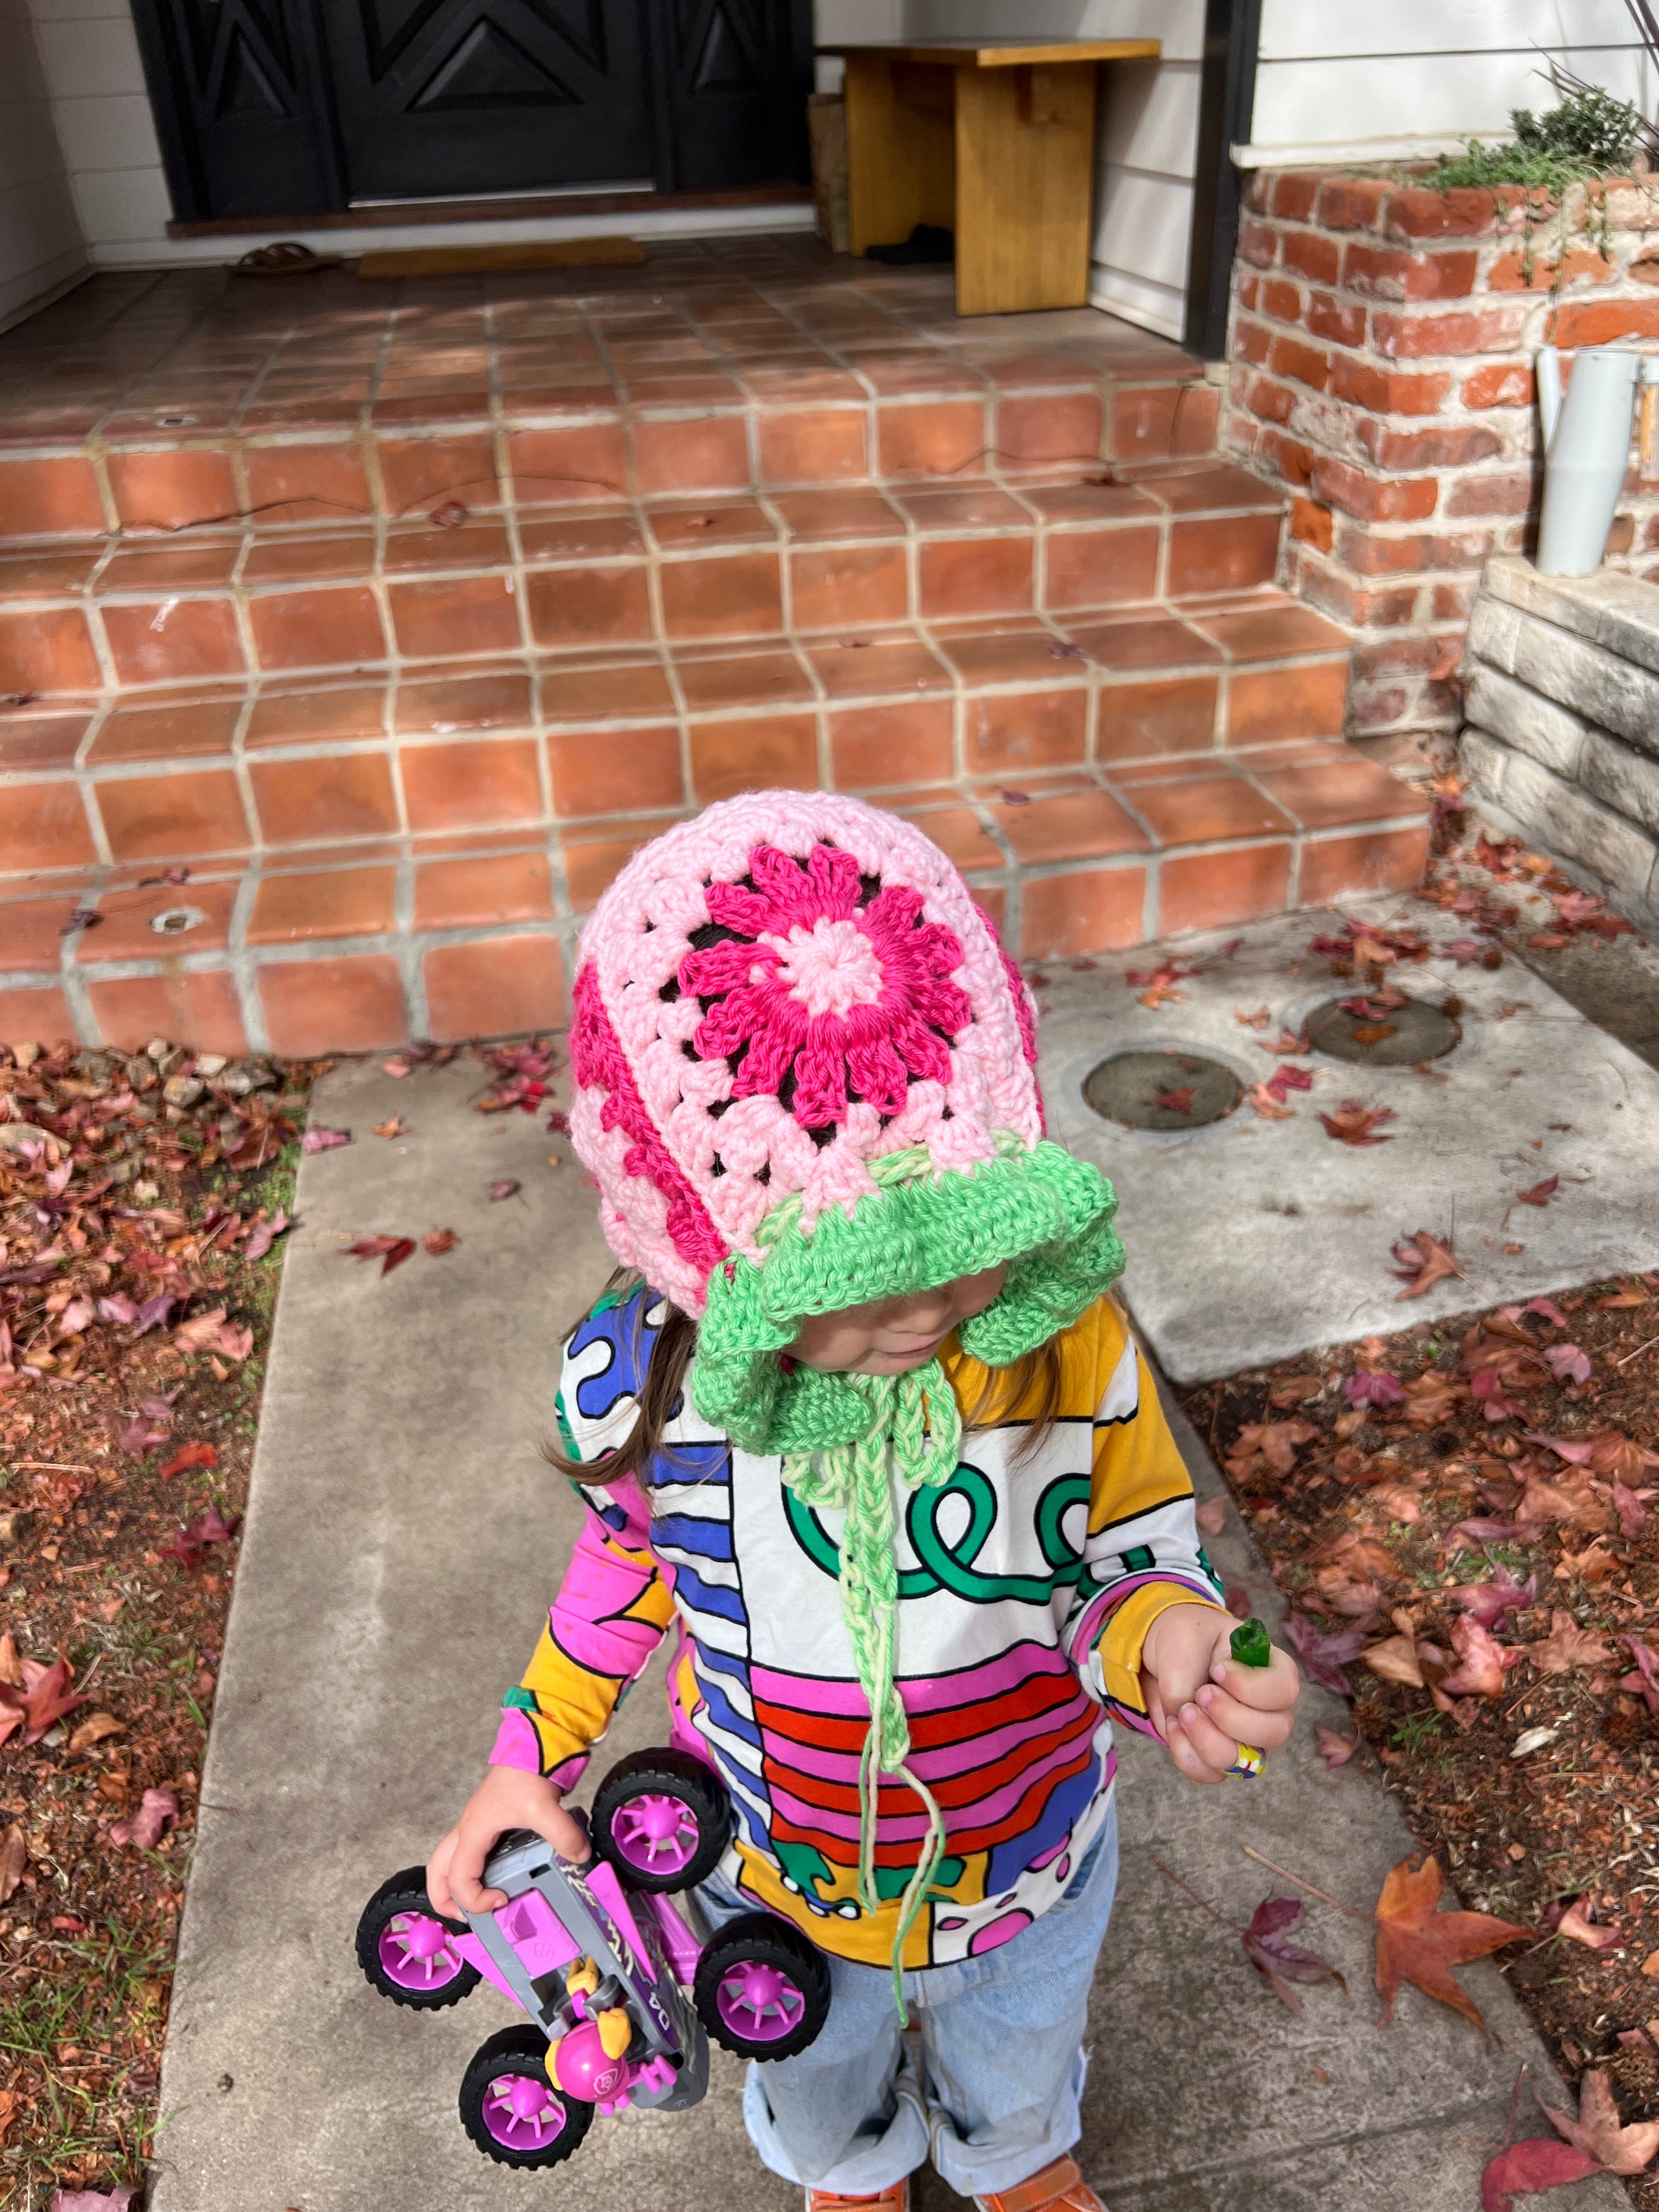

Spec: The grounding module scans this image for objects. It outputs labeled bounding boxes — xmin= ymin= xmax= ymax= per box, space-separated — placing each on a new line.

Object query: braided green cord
xmin=781 ymin=1363 xmax=961 ymax=2019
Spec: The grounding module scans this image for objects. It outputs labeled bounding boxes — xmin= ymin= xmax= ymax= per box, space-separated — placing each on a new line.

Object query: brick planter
xmin=1225 ymin=166 xmax=1659 ymax=748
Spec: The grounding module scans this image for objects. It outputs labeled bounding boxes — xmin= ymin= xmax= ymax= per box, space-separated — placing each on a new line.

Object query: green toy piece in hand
xmin=1229 ymin=1616 xmax=1272 ymax=1670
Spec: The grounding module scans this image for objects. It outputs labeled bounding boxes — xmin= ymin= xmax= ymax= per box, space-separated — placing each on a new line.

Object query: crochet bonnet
xmin=566 ymin=790 xmax=1123 ymax=2001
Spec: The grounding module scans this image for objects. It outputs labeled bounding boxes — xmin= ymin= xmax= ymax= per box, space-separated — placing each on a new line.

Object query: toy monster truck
xmin=355 ymin=1747 xmax=831 ymax=2168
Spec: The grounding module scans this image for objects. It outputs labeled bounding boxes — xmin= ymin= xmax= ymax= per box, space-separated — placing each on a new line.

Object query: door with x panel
xmin=320 ymin=0 xmax=653 ymax=202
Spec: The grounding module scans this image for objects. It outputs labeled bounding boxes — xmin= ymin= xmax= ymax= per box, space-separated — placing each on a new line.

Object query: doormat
xmin=356 ymin=236 xmax=646 ymax=278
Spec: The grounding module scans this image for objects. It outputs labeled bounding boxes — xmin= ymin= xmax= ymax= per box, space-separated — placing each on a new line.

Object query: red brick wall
xmin=1224 ymin=168 xmax=1659 ymax=747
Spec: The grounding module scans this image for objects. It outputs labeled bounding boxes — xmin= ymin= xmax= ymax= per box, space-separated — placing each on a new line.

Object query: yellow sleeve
xmin=1063 ymin=1300 xmax=1229 ymax=1729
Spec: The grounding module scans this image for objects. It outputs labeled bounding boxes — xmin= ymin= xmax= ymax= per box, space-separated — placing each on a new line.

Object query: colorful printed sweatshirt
xmin=489 ymin=1285 xmax=1227 ymax=1970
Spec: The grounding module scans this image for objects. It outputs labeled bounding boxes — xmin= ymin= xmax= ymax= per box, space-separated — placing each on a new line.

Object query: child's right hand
xmin=426 ymin=1765 xmax=591 ymax=1918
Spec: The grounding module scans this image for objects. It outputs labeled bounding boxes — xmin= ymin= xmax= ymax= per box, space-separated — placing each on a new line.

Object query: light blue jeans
xmin=696 ymin=1807 xmax=1119 ymax=2201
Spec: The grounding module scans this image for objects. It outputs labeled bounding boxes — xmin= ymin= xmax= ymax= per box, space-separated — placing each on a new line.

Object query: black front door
xmin=132 ymin=0 xmax=810 ymax=222
xmin=323 ymin=0 xmax=655 ymax=203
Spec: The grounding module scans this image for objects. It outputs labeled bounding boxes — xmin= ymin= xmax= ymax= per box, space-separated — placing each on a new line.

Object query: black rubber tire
xmin=591 ymin=1747 xmax=731 ymax=1893
xmin=354 ymin=1866 xmax=481 ymax=2011
xmin=694 ymin=1911 xmax=831 ymax=2060
xmin=459 ymin=2027 xmax=593 ymax=2170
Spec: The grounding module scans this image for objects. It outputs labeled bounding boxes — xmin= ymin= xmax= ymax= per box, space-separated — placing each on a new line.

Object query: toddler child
xmin=427 ymin=790 xmax=1299 ymax=2212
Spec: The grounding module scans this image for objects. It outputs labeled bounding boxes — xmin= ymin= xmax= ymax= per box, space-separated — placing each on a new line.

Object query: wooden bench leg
xmin=843 ymin=53 xmax=955 ymax=259
xmin=952 ymin=61 xmax=1097 ymax=316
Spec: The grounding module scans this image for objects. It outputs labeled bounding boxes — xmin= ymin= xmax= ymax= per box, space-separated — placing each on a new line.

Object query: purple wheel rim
xmin=481 ymin=2070 xmax=567 ymax=2153
xmin=377 ymin=1910 xmax=465 ymax=1992
xmin=609 ymin=1790 xmax=701 ymax=1877
xmin=716 ymin=1958 xmax=806 ymax=2044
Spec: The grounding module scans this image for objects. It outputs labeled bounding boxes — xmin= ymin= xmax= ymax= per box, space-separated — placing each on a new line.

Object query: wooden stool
xmin=817 ymin=38 xmax=1161 ymax=317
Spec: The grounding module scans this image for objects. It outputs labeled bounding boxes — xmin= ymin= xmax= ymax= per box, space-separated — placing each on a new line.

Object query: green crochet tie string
xmin=781 ymin=1365 xmax=962 ymax=2022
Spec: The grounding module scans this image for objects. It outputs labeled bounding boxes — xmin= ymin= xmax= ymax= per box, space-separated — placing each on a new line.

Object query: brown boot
xmin=805 ymin=2184 xmax=911 ymax=2212
xmin=973 ymin=2154 xmax=1107 ymax=2212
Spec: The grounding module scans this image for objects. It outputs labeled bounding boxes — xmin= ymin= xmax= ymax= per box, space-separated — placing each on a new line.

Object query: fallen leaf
xmin=1611 ymin=1481 xmax=1654 ymax=1540
xmin=1344 ymin=1370 xmax=1405 ymax=1411
xmin=300 ymin=1125 xmax=351 ymax=1152
xmin=1392 ymin=1230 xmax=1459 ymax=1298
xmin=1260 ymin=1028 xmax=1313 ymax=1056
xmin=343 ymin=1235 xmax=416 ymax=1276
xmin=1525 ymin=1610 xmax=1613 ymax=1676
xmin=48 ymin=2189 xmax=139 ymax=2212
xmin=117 ymin=1413 xmax=169 ymax=1455
xmin=1362 ymin=1632 xmax=1425 ymax=1688
xmin=1314 ymin=1566 xmax=1384 ymax=1621
xmin=1234 ymin=1004 xmax=1271 ymax=1029
xmin=0 ymin=1823 xmax=24 ymax=1902
xmin=372 ymin=1115 xmax=407 ymax=1140
xmin=1194 ymin=1497 xmax=1227 ymax=1536
xmin=1644 ymin=1949 xmax=1659 ymax=1978
xmin=1517 ymin=1473 xmax=1609 ymax=1531
xmin=1451 ymin=1569 xmax=1537 ymax=1631
xmin=1438 ymin=1616 xmax=1519 ymax=1698
xmin=1245 ymin=1082 xmax=1296 ymax=1120
xmin=241 ymin=1208 xmax=294 ymax=1262
xmin=382 ymin=1055 xmax=413 ymax=1078
xmin=1620 ymin=1637 xmax=1659 ymax=1715
xmin=1556 ymin=1901 xmax=1623 ymax=1954
xmin=1515 ymin=1177 xmax=1559 ymax=1208
xmin=174 ymin=1306 xmax=253 ymax=1360
xmin=488 ymin=1177 xmax=521 ymax=1202
xmin=1542 ymin=1343 xmax=1592 ymax=1385
xmin=109 ymin=1786 xmax=179 ymax=1849
xmin=1242 ymin=1895 xmax=1347 ymax=2012
xmin=1481 ymin=2138 xmax=1601 ymax=2211
xmin=1545 ymin=2067 xmax=1659 ymax=2174
xmin=422 ymin=1227 xmax=460 ymax=1255
xmin=0 ymin=1654 xmax=87 ymax=1747
xmin=1266 ymin=1063 xmax=1314 ymax=1103
xmin=1283 ymin=1614 xmax=1368 ymax=1697
xmin=1154 ymin=1086 xmax=1197 ymax=1113
xmin=157 ymin=1441 xmax=217 ymax=1480
xmin=1226 ymin=1417 xmax=1318 ymax=1480
xmin=1401 ymin=1369 xmax=1464 ymax=1425
xmin=1321 ymin=1099 xmax=1395 ymax=1146
xmin=1374 ymin=1854 xmax=1528 ymax=2031
xmin=161 ymin=1506 xmax=241 ymax=1570
xmin=68 ymin=1711 xmax=123 ymax=1755
xmin=1316 ymin=1726 xmax=1360 ymax=1768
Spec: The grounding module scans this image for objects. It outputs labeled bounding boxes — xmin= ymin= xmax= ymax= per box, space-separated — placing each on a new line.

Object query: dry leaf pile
xmin=0 ymin=1035 xmax=318 ymax=2202
xmin=1180 ymin=1280 xmax=1659 ymax=2207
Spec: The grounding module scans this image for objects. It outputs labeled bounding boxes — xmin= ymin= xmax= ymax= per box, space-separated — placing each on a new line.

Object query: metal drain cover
xmin=1083 ymin=1049 xmax=1241 ymax=1130
xmin=1305 ymin=995 xmax=1460 ymax=1066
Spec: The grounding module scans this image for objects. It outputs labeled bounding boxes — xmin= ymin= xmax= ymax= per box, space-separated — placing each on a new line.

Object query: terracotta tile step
xmin=0 ymin=463 xmax=1287 ymax=695
xmin=0 ymin=591 xmax=1354 ymax=865
xmin=0 ymin=375 xmax=1219 ymax=539
xmin=0 ymin=741 xmax=1430 ymax=1052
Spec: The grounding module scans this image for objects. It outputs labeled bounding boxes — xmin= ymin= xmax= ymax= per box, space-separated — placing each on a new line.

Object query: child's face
xmin=787 ymin=1265 xmax=1009 ymax=1377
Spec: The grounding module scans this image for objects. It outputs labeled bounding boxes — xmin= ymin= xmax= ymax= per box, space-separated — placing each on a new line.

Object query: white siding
xmin=1245 ymin=0 xmax=1658 ymax=165
xmin=25 ymin=0 xmax=168 ymax=259
xmin=0 ymin=0 xmax=88 ymax=327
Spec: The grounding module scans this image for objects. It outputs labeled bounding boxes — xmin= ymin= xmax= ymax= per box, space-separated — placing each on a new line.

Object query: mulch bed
xmin=0 ymin=1040 xmax=320 ymax=2206
xmin=1178 ymin=1279 xmax=1659 ymax=2205
xmin=0 ymin=1031 xmax=556 ymax=2208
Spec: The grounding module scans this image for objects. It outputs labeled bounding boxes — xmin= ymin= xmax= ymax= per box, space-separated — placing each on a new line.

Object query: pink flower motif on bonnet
xmin=567 ymin=792 xmax=1044 ymax=1316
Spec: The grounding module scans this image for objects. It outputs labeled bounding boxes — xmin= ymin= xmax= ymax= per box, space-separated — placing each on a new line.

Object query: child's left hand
xmin=1139 ymin=1603 xmax=1300 ymax=1785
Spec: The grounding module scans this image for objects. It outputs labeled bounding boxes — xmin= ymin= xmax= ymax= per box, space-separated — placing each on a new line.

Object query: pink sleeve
xmin=489 ymin=1475 xmax=676 ymax=1780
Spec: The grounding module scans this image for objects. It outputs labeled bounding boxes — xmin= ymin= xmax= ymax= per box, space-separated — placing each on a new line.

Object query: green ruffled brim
xmin=689 ymin=1140 xmax=1123 ymax=1455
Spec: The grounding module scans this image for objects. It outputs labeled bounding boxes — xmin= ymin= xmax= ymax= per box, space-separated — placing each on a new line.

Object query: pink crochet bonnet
xmin=566 ymin=790 xmax=1122 ymax=1450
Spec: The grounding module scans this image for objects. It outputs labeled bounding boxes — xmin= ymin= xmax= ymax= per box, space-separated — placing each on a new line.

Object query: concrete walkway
xmin=151 ymin=1052 xmax=1620 ymax=2212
